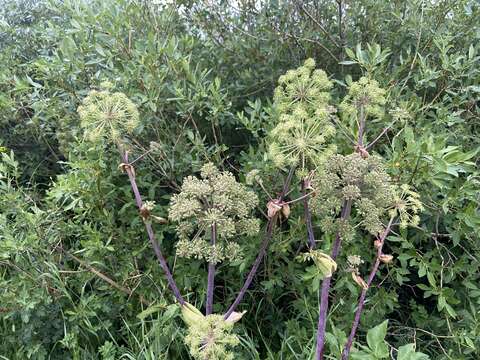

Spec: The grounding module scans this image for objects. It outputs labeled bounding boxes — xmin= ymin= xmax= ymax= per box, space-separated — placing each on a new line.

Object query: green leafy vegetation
xmin=1 ymin=0 xmax=479 ymax=359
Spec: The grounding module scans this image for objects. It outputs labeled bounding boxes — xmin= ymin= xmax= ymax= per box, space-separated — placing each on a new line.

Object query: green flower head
xmin=339 ymin=76 xmax=386 ymax=122
xmin=77 ymin=84 xmax=139 ymax=143
xmin=269 ymin=59 xmax=336 ymax=170
xmin=168 ymin=163 xmax=259 ymax=264
xmin=312 ymin=153 xmax=397 ymax=238
xmin=184 ymin=314 xmax=239 ymax=360
xmin=389 ymin=184 xmax=423 ymax=228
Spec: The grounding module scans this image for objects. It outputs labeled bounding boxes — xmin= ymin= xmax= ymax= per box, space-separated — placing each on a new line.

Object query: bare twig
xmin=365 ymin=125 xmax=393 ymax=150
xmin=60 ymin=249 xmax=151 ymax=307
xmin=296 ymin=1 xmax=341 ymax=48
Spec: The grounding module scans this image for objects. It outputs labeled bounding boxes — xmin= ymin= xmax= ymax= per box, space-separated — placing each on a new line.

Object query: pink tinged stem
xmin=223 ymin=166 xmax=296 ymax=320
xmin=206 ymin=223 xmax=216 ymax=315
xmin=315 ymin=200 xmax=352 ymax=360
xmin=121 ymin=151 xmax=185 ymax=305
xmin=316 ymin=100 xmax=371 ymax=359
xmin=341 ymin=217 xmax=395 ymax=360
xmin=365 ymin=126 xmax=391 ymax=150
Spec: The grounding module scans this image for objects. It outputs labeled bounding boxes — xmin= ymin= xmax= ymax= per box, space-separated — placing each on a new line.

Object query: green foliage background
xmin=0 ymin=0 xmax=479 ymax=359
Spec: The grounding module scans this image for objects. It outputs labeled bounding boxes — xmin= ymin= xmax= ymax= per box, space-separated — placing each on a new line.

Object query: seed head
xmin=339 ymin=77 xmax=386 ymax=121
xmin=77 ymin=84 xmax=139 ymax=143
xmin=268 ymin=59 xmax=336 ymax=170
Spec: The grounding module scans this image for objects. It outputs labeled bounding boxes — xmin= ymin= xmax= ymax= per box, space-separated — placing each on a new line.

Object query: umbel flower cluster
xmin=268 ymin=58 xmax=336 ymax=170
xmin=77 ymin=81 xmax=139 ymax=142
xmin=184 ymin=314 xmax=239 ymax=360
xmin=182 ymin=303 xmax=240 ymax=360
xmin=311 ymin=153 xmax=397 ymax=240
xmin=339 ymin=76 xmax=386 ymax=122
xmin=168 ymin=163 xmax=259 ymax=264
xmin=389 ymin=184 xmax=424 ymax=228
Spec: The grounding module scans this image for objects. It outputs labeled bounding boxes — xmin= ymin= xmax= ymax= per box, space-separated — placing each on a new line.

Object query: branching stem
xmin=315 ymin=200 xmax=352 ymax=359
xmin=206 ymin=223 xmax=216 ymax=315
xmin=315 ymin=102 xmax=366 ymax=359
xmin=120 ymin=149 xmax=185 ymax=305
xmin=285 ymin=190 xmax=315 ymax=205
xmin=341 ymin=217 xmax=395 ymax=359
xmin=223 ymin=166 xmax=296 ymax=319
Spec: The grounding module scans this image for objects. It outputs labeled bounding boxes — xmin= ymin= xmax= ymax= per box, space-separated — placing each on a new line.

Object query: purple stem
xmin=206 ymin=223 xmax=216 ymax=315
xmin=315 ymin=101 xmax=368 ymax=359
xmin=302 ymin=179 xmax=316 ymax=250
xmin=121 ymin=151 xmax=185 ymax=305
xmin=223 ymin=166 xmax=296 ymax=320
xmin=341 ymin=217 xmax=394 ymax=360
xmin=315 ymin=200 xmax=352 ymax=359
xmin=365 ymin=126 xmax=391 ymax=150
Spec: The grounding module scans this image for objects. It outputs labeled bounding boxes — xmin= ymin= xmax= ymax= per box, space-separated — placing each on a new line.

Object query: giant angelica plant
xmin=73 ymin=70 xmax=425 ymax=360
xmin=77 ymin=82 xmax=263 ymax=360
xmin=214 ymin=59 xmax=338 ymax=328
xmin=168 ymin=163 xmax=260 ymax=359
xmin=305 ymin=77 xmax=424 ymax=359
xmin=260 ymin=63 xmax=403 ymax=359
xmin=166 ymin=59 xmax=339 ymax=359
xmin=267 ymin=58 xmax=337 ymax=252
xmin=77 ymin=82 xmax=186 ymax=305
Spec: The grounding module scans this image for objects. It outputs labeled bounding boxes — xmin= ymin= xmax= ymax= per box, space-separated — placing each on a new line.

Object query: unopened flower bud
xmin=267 ymin=199 xmax=282 ymax=218
xmin=352 ymin=272 xmax=368 ymax=289
xmin=304 ymin=178 xmax=314 ymax=191
xmin=379 ymin=254 xmax=394 ymax=264
xmin=152 ymin=215 xmax=168 ymax=224
xmin=281 ymin=203 xmax=291 ymax=218
xmin=118 ymin=162 xmax=135 ymax=176
xmin=225 ymin=310 xmax=246 ymax=324
xmin=181 ymin=302 xmax=205 ymax=327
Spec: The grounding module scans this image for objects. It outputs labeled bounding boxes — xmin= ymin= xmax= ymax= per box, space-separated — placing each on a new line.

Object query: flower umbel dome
xmin=168 ymin=163 xmax=259 ymax=264
xmin=268 ymin=59 xmax=336 ymax=170
xmin=77 ymin=83 xmax=139 ymax=142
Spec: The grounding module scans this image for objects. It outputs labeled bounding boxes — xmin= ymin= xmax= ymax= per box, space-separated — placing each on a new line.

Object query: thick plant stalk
xmin=315 ymin=200 xmax=352 ymax=359
xmin=302 ymin=179 xmax=316 ymax=250
xmin=206 ymin=223 xmax=216 ymax=315
xmin=224 ymin=166 xmax=295 ymax=319
xmin=121 ymin=150 xmax=185 ymax=305
xmin=341 ymin=217 xmax=394 ymax=360
xmin=315 ymin=101 xmax=367 ymax=359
